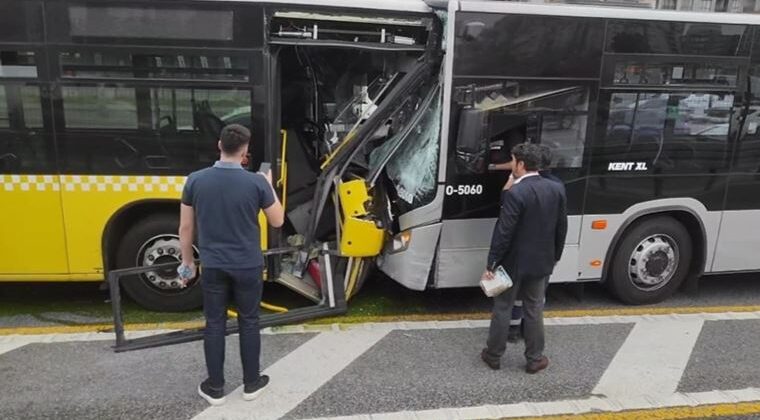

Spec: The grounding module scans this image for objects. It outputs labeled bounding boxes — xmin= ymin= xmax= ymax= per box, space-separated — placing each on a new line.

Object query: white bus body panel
xmin=577 ymin=198 xmax=722 ymax=280
xmin=712 ymin=210 xmax=760 ymax=272
xmin=433 ymin=216 xmax=582 ymax=288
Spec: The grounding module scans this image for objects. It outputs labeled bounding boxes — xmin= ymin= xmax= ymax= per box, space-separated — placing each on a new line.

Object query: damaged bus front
xmin=266 ymin=7 xmax=444 ymax=304
xmin=107 ymin=1 xmax=446 ymax=350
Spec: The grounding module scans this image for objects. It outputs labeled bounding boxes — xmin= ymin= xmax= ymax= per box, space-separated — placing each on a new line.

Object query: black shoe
xmin=526 ymin=356 xmax=549 ymax=374
xmin=243 ymin=375 xmax=270 ymax=401
xmin=198 ymin=379 xmax=226 ymax=406
xmin=481 ymin=349 xmax=501 ymax=370
xmin=507 ymin=325 xmax=522 ymax=343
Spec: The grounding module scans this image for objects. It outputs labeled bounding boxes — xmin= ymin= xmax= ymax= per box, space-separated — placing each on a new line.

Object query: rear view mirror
xmin=454 ymin=108 xmax=488 ymax=174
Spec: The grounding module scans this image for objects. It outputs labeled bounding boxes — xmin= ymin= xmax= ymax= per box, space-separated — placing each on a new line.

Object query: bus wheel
xmin=608 ymin=216 xmax=692 ymax=305
xmin=116 ymin=214 xmax=203 ymax=312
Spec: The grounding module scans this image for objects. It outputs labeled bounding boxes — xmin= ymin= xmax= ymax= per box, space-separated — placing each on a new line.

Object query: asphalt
xmin=284 ymin=324 xmax=632 ymax=418
xmin=679 ymin=319 xmax=760 ymax=394
xmin=2 ymin=314 xmax=760 ymax=419
xmin=0 ymin=333 xmax=316 ymax=420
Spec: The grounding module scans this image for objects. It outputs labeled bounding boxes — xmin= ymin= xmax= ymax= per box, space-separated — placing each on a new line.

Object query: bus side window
xmin=0 ymin=50 xmax=48 ymax=174
xmin=600 ymin=92 xmax=733 ymax=174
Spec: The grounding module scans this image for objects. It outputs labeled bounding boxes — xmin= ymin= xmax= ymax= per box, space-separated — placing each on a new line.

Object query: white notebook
xmin=480 ymin=266 xmax=513 ymax=297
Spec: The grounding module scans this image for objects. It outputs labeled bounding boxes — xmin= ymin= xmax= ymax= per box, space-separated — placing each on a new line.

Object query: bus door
xmin=0 ymin=54 xmax=69 ymax=277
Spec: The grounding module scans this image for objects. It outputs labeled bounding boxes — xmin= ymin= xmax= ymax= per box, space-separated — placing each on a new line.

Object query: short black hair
xmin=511 ymin=143 xmax=542 ymax=171
xmin=219 ymin=124 xmax=251 ymax=155
xmin=538 ymin=144 xmax=553 ymax=170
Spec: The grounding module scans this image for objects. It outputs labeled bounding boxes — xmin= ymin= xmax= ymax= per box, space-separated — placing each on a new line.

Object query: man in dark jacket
xmin=481 ymin=143 xmax=568 ymax=374
xmin=506 ymin=144 xmax=565 ymax=343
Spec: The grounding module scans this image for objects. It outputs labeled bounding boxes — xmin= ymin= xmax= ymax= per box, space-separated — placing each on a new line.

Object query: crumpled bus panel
xmin=337 ymin=179 xmax=385 ymax=257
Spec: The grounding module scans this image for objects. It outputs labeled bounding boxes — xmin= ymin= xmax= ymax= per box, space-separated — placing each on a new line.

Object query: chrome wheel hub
xmin=137 ymin=235 xmax=198 ymax=291
xmin=628 ymin=234 xmax=678 ymax=291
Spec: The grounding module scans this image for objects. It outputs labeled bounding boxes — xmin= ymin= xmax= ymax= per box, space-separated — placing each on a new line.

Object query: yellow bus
xmin=6 ymin=0 xmax=760 ymax=314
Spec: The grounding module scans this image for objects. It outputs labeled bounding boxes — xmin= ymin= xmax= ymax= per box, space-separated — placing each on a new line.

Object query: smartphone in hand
xmin=258 ymin=162 xmax=272 ymax=184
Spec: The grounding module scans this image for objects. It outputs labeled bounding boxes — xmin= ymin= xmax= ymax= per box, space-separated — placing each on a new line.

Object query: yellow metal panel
xmin=338 ymin=179 xmax=371 ymax=217
xmin=59 ymin=175 xmax=186 ymax=274
xmin=337 ymin=179 xmax=384 ymax=257
xmin=340 ymin=218 xmax=384 ymax=257
xmin=2 ymin=174 xmax=269 ymax=279
xmin=0 ymin=273 xmax=103 ymax=281
xmin=0 ymin=175 xmax=69 ymax=274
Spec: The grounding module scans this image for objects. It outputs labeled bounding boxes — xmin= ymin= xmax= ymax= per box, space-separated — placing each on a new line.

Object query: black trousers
xmin=201 ymin=267 xmax=263 ymax=389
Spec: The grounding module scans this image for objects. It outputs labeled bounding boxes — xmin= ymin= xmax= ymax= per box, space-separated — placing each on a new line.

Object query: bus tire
xmin=348 ymin=257 xmax=374 ymax=300
xmin=608 ymin=216 xmax=692 ymax=305
xmin=116 ymin=214 xmax=203 ymax=312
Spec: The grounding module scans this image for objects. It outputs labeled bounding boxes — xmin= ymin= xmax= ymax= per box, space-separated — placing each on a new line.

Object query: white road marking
xmin=592 ymin=318 xmax=705 ymax=398
xmin=0 ymin=329 xmax=177 ymax=355
xmin=0 ymin=339 xmax=35 ymax=356
xmin=2 ymin=312 xmax=760 ymax=419
xmin=191 ymin=328 xmax=392 ymax=420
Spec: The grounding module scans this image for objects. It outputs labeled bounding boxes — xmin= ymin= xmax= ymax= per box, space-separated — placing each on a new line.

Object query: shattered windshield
xmin=370 ymin=86 xmax=441 ymax=210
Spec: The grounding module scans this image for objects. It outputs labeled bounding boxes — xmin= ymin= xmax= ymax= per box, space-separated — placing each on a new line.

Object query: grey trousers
xmin=486 ymin=274 xmax=550 ymax=363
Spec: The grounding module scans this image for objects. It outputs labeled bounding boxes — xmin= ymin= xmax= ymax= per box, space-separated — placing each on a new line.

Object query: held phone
xmin=258 ymin=162 xmax=271 ymax=174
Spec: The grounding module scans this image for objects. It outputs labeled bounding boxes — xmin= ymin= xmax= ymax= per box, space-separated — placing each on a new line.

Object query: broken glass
xmin=370 ymin=86 xmax=441 ymax=210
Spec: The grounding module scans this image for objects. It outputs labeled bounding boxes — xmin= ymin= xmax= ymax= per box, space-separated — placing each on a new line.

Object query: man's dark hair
xmin=219 ymin=124 xmax=251 ymax=155
xmin=538 ymin=144 xmax=553 ymax=170
xmin=511 ymin=143 xmax=542 ymax=171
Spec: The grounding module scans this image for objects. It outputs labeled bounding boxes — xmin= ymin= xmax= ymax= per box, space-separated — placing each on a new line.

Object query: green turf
xmin=0 ymin=275 xmax=490 ymax=328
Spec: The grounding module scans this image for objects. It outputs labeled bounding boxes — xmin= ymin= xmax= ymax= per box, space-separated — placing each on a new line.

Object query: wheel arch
xmin=601 ymin=202 xmax=708 ymax=285
xmin=101 ymin=199 xmax=181 ymax=272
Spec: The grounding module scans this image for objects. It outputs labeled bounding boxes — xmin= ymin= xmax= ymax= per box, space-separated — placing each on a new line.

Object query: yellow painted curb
xmin=0 ymin=320 xmax=204 ymax=336
xmin=312 ymin=304 xmax=760 ymax=325
xmin=512 ymin=401 xmax=760 ymax=419
xmin=2 ymin=304 xmax=760 ymax=336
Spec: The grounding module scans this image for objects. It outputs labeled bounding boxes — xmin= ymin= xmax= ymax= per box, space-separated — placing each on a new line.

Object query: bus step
xmin=275 ymin=271 xmax=321 ymax=303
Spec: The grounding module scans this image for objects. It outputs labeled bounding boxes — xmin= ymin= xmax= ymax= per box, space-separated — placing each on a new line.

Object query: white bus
xmin=3 ymin=0 xmax=760 ymax=312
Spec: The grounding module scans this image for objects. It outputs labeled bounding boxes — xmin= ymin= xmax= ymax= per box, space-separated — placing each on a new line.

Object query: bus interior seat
xmin=193 ymin=101 xmax=224 ymax=143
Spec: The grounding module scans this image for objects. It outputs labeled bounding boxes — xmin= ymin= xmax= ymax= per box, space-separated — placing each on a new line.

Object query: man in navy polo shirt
xmin=178 ymin=123 xmax=284 ymax=406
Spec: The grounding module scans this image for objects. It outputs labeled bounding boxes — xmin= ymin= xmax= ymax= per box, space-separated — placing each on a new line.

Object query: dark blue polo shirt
xmin=181 ymin=161 xmax=275 ymax=269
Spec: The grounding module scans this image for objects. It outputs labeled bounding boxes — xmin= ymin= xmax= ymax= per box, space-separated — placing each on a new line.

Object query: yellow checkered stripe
xmin=0 ymin=174 xmax=188 ymax=193
xmin=0 ymin=175 xmax=60 ymax=192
